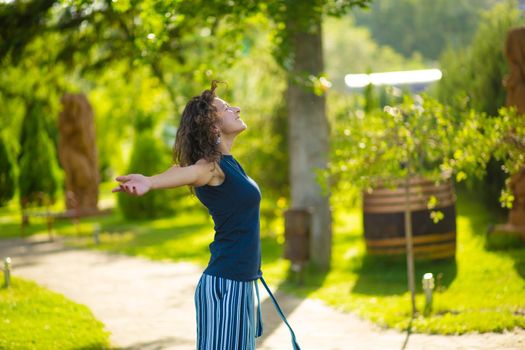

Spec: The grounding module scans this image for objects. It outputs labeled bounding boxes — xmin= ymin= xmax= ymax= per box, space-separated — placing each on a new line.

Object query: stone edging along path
xmin=0 ymin=235 xmax=524 ymax=350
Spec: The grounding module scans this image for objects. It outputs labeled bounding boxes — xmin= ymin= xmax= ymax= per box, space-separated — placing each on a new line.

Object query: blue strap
xmin=254 ymin=276 xmax=301 ymax=350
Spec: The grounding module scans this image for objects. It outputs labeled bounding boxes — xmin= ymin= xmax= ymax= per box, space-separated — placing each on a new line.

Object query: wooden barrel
xmin=363 ymin=175 xmax=456 ymax=260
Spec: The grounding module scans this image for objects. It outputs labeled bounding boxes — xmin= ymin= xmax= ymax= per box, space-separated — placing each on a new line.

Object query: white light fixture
xmin=345 ymin=69 xmax=442 ymax=88
xmin=422 ymin=272 xmax=435 ymax=316
xmin=3 ymin=257 xmax=11 ymax=288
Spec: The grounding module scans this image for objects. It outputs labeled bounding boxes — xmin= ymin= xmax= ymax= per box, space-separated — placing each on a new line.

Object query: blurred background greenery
xmin=1 ymin=0 xmax=520 ymax=217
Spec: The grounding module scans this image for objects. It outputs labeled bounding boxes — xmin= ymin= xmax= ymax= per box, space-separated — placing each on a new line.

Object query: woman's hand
xmin=112 ymin=174 xmax=152 ymax=196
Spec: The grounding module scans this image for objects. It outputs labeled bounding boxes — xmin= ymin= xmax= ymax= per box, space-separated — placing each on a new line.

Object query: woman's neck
xmin=217 ymin=136 xmax=234 ymax=155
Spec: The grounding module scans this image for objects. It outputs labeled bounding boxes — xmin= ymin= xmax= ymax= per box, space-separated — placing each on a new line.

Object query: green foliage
xmin=0 ymin=0 xmax=270 ymax=182
xmin=484 ymin=107 xmax=525 ymax=174
xmin=17 ymin=102 xmax=62 ymax=207
xmin=117 ymin=129 xmax=180 ymax=220
xmin=328 ymin=94 xmax=460 ymax=197
xmin=362 ymin=82 xmax=378 ymax=113
xmin=217 ymin=15 xmax=289 ymax=204
xmin=327 ymin=91 xmax=525 ymax=211
xmin=1 ymin=0 xmax=243 ymax=69
xmin=88 ymin=63 xmax=173 ymax=181
xmin=0 ymin=52 xmax=66 ymax=174
xmin=435 ymin=0 xmax=524 ymax=116
xmin=441 ymin=106 xmax=525 ymax=211
xmin=0 ymin=0 xmax=252 ymax=221
xmin=488 ymin=107 xmax=525 ymax=206
xmin=0 ymin=32 xmax=70 ymax=209
xmin=0 ymin=272 xmax=111 ymax=349
xmin=267 ymin=0 xmax=371 ymax=73
xmin=353 ymin=0 xmax=498 ymax=60
xmin=238 ymin=99 xmax=290 ymax=204
xmin=0 ymin=133 xmax=16 ymax=206
xmin=432 ymin=1 xmax=524 ymax=213
xmin=486 ymin=230 xmax=524 ymax=250
xmin=0 ymin=0 xmax=374 ymax=218
xmin=0 ymin=0 xmax=56 ymax=61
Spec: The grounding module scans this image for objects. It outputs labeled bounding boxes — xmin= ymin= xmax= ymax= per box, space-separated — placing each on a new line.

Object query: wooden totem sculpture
xmin=502 ymin=27 xmax=525 ymax=230
xmin=58 ymin=93 xmax=100 ymax=212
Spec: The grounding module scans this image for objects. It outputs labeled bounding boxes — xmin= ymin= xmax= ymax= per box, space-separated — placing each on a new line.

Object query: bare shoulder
xmin=194 ymin=158 xmax=218 ymax=172
xmin=192 ymin=158 xmax=223 ymax=186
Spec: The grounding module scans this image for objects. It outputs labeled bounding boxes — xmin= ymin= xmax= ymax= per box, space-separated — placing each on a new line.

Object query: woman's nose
xmin=235 ymin=106 xmax=241 ymax=113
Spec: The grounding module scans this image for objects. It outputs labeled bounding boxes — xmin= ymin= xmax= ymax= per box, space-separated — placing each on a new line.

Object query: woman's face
xmin=213 ymin=97 xmax=246 ymax=136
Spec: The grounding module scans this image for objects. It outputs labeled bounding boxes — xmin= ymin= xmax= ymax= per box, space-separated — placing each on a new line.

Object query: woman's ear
xmin=212 ymin=125 xmax=222 ymax=145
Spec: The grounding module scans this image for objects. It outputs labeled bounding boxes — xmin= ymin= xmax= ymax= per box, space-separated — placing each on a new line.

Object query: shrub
xmin=117 ymin=129 xmax=179 ymax=220
xmin=0 ymin=133 xmax=16 ymax=206
xmin=18 ymin=103 xmax=62 ymax=207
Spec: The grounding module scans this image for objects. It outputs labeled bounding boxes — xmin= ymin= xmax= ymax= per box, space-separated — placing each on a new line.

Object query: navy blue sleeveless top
xmin=194 ymin=153 xmax=263 ymax=281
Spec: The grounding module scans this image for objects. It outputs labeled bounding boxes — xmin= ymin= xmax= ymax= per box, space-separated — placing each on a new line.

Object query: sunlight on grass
xmin=271 ymin=189 xmax=525 ymax=334
xmin=0 ymin=272 xmax=111 ymax=350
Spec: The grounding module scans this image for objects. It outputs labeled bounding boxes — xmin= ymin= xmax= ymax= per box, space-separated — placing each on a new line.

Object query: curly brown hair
xmin=172 ymin=80 xmax=226 ymax=188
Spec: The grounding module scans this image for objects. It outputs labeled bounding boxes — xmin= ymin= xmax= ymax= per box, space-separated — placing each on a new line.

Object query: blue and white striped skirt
xmin=194 ymin=273 xmax=261 ymax=349
xmin=194 ymin=273 xmax=301 ymax=350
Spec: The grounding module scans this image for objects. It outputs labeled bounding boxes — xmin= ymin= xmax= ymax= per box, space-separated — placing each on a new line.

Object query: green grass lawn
xmin=278 ymin=195 xmax=525 ymax=334
xmin=0 ymin=273 xmax=111 ymax=350
xmin=1 ymin=182 xmax=524 ymax=335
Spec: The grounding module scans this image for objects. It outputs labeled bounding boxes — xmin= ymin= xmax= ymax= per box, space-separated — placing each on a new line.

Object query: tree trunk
xmin=286 ymin=7 xmax=332 ymax=271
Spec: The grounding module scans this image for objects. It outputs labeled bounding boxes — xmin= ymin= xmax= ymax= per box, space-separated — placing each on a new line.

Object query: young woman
xmin=112 ymin=81 xmax=301 ymax=350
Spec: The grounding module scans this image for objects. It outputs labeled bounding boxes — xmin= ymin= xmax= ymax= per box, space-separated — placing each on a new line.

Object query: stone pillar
xmin=58 ymin=93 xmax=100 ymax=212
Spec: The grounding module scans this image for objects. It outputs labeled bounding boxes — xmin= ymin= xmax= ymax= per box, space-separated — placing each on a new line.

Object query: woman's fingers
xmin=111 ymin=186 xmax=123 ymax=193
xmin=112 ymin=180 xmax=145 ymax=196
xmin=112 ymin=184 xmax=131 ymax=193
xmin=115 ymin=175 xmax=131 ymax=182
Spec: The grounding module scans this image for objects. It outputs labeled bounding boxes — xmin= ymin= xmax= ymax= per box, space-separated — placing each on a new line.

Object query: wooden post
xmin=404 ymin=164 xmax=417 ymax=317
xmin=284 ymin=208 xmax=312 ymax=285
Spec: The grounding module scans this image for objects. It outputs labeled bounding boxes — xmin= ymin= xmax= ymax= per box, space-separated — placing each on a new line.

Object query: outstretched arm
xmin=112 ymin=160 xmax=215 ymax=196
